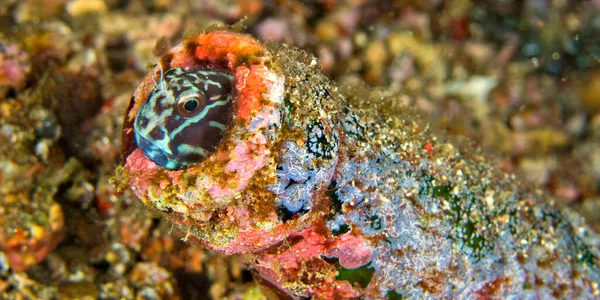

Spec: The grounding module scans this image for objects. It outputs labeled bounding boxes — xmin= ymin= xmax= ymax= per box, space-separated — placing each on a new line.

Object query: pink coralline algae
xmin=118 ymin=30 xmax=600 ymax=298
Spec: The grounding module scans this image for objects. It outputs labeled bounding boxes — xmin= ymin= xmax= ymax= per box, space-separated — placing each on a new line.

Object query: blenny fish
xmin=118 ymin=30 xmax=600 ymax=299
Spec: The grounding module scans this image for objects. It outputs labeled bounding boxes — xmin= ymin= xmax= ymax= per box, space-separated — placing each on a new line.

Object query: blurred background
xmin=0 ymin=0 xmax=599 ymax=298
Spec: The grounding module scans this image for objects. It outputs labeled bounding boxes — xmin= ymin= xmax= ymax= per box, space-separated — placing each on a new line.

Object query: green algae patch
xmin=420 ymin=176 xmax=494 ymax=261
xmin=387 ymin=290 xmax=404 ymax=300
xmin=336 ymin=263 xmax=375 ymax=289
xmin=433 ymin=185 xmax=451 ymax=198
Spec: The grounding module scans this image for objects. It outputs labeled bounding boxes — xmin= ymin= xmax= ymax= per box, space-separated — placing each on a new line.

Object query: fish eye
xmin=177 ymin=93 xmax=206 ymax=117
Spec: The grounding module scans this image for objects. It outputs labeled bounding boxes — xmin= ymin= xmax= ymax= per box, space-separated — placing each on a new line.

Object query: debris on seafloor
xmin=117 ymin=30 xmax=599 ymax=299
xmin=0 ymin=44 xmax=65 ymax=273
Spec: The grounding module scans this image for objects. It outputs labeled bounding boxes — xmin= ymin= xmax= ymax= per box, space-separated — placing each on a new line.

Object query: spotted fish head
xmin=120 ymin=30 xmax=340 ymax=254
xmin=133 ymin=67 xmax=235 ymax=170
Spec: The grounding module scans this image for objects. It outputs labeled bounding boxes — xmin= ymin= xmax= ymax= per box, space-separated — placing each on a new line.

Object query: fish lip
xmin=134 ymin=132 xmax=183 ymax=170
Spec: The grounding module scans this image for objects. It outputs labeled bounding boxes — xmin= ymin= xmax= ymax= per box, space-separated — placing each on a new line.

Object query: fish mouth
xmin=134 ymin=133 xmax=184 ymax=170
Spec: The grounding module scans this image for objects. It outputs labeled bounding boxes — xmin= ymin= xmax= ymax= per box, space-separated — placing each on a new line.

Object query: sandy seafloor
xmin=0 ymin=0 xmax=599 ymax=298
